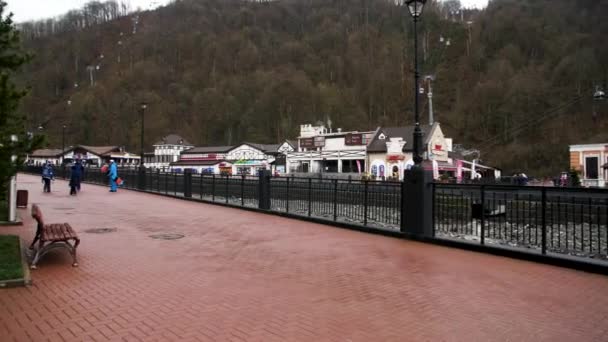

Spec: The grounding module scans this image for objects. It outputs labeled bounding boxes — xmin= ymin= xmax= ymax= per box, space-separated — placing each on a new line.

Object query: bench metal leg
xmin=30 ymin=240 xmax=80 ymax=269
xmin=71 ymin=238 xmax=80 ymax=267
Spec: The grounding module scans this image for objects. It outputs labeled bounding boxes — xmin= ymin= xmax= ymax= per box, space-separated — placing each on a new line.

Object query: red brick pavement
xmin=1 ymin=174 xmax=608 ymax=342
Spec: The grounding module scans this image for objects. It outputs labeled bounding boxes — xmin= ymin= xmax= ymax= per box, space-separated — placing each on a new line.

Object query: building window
xmin=585 ymin=157 xmax=599 ymax=179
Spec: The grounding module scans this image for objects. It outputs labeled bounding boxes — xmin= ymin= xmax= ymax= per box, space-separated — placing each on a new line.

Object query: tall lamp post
xmin=139 ymin=102 xmax=147 ymax=169
xmin=138 ymin=102 xmax=147 ymax=190
xmin=64 ymin=100 xmax=71 ymax=165
xmin=405 ymin=0 xmax=427 ymax=167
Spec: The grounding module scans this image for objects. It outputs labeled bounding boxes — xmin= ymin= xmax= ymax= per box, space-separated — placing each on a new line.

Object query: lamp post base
xmin=400 ymin=167 xmax=433 ymax=237
xmin=137 ymin=167 xmax=146 ymax=190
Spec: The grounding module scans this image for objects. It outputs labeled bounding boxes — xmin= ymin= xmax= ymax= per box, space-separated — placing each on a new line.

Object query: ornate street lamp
xmin=405 ymin=0 xmax=427 ymax=166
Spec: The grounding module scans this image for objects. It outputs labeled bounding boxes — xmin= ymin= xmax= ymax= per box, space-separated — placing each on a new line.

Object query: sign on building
xmin=345 ymin=133 xmax=363 ymax=146
xmin=300 ymin=138 xmax=315 ymax=148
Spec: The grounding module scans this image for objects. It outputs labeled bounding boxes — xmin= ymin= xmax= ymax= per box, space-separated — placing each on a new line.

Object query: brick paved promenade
xmin=1 ymin=174 xmax=608 ymax=341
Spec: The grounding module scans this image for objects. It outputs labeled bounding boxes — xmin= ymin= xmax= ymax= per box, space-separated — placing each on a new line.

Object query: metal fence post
xmin=138 ymin=167 xmax=146 ymax=190
xmin=174 ymin=172 xmax=178 ymax=196
xmin=184 ymin=169 xmax=192 ymax=198
xmin=164 ymin=170 xmax=168 ymax=194
xmin=225 ymin=175 xmax=229 ymax=204
xmin=542 ymin=187 xmax=547 ymax=254
xmin=286 ymin=177 xmax=290 ymax=213
xmin=333 ymin=179 xmax=338 ymax=221
xmin=308 ymin=178 xmax=312 ymax=217
xmin=431 ymin=183 xmax=436 ymax=237
xmin=400 ymin=179 xmax=406 ymax=232
xmin=212 ymin=174 xmax=216 ymax=201
xmin=364 ymin=180 xmax=369 ymax=226
xmin=480 ymin=185 xmax=485 ymax=245
xmin=258 ymin=170 xmax=271 ymax=210
xmin=241 ymin=175 xmax=245 ymax=206
xmin=156 ymin=169 xmax=160 ymax=193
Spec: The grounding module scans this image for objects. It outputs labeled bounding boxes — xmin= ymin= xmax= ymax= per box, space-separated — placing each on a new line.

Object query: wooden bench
xmin=29 ymin=204 xmax=80 ymax=269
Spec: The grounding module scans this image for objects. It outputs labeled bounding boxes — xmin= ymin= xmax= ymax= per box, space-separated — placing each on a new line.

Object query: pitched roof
xmin=154 ymin=134 xmax=192 ymax=146
xmin=77 ymin=145 xmax=120 ymax=156
xmin=243 ymin=142 xmax=282 ymax=153
xmin=30 ymin=149 xmax=64 ymax=157
xmin=182 ymin=146 xmax=233 ymax=154
xmin=170 ymin=160 xmax=230 ymax=166
xmin=367 ymin=124 xmax=435 ymax=153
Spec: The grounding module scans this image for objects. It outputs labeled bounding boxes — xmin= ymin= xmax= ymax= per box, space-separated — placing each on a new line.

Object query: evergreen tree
xmin=0 ymin=1 xmax=42 ymax=203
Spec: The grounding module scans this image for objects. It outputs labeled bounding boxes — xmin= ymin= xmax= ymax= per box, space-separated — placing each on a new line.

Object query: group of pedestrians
xmin=41 ymin=159 xmax=120 ymax=194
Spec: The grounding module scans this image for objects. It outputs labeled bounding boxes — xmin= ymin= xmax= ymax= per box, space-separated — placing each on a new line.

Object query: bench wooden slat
xmin=41 ymin=223 xmax=77 ymax=242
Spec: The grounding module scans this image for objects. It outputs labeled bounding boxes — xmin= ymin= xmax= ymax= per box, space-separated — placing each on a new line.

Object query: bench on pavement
xmin=29 ymin=204 xmax=80 ymax=269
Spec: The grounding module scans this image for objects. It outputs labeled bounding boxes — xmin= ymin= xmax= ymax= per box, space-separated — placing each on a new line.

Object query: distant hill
xmin=15 ymin=0 xmax=608 ymax=176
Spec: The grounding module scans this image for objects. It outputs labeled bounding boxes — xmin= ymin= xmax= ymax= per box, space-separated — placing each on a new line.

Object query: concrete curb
xmin=0 ymin=212 xmax=23 ymax=226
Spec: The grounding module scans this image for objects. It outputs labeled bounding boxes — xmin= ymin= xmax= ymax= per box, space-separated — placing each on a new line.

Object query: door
xmin=585 ymin=157 xmax=599 ymax=179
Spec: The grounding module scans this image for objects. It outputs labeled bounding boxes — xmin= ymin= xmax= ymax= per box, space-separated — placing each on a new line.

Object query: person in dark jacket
xmin=69 ymin=160 xmax=83 ymax=195
xmin=41 ymin=161 xmax=54 ymax=193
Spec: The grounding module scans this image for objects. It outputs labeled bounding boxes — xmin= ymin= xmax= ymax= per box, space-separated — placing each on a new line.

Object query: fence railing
xmin=22 ymin=166 xmax=608 ymax=263
xmin=434 ymin=184 xmax=608 ymax=260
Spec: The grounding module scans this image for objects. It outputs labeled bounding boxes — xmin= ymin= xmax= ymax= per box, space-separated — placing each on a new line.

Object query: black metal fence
xmin=22 ymin=166 xmax=608 ymax=262
xmin=434 ymin=184 xmax=608 ymax=260
xmin=268 ymin=177 xmax=401 ymax=229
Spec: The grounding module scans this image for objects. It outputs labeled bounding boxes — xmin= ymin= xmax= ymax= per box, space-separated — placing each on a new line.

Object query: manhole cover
xmin=149 ymin=233 xmax=184 ymax=240
xmin=85 ymin=228 xmax=117 ymax=234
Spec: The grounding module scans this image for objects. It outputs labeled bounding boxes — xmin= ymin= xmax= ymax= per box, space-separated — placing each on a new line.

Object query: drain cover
xmin=85 ymin=228 xmax=117 ymax=234
xmin=149 ymin=233 xmax=184 ymax=240
xmin=54 ymin=207 xmax=75 ymax=211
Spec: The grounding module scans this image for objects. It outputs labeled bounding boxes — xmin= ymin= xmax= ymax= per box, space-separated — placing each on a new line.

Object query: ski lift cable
xmin=478 ymin=96 xmax=582 ymax=150
xmin=476 ymin=96 xmax=584 ymax=152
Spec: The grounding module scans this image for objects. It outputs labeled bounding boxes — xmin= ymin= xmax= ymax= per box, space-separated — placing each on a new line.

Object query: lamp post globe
xmin=406 ymin=0 xmax=427 ymax=18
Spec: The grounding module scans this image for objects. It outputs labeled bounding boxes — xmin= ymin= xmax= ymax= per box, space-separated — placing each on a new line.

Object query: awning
xmin=233 ymin=159 xmax=266 ymax=166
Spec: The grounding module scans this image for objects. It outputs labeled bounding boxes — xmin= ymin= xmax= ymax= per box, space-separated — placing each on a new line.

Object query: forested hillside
xmin=15 ymin=0 xmax=608 ymax=175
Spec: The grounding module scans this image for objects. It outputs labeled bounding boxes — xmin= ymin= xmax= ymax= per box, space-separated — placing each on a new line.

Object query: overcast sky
xmin=5 ymin=0 xmax=489 ymax=23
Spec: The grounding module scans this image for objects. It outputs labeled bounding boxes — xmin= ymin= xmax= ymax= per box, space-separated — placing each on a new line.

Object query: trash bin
xmin=16 ymin=190 xmax=28 ymax=208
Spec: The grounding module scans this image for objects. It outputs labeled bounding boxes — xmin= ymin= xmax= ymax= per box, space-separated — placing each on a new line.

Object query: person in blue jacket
xmin=41 ymin=161 xmax=54 ymax=193
xmin=108 ymin=159 xmax=118 ymax=192
xmin=69 ymin=160 xmax=83 ymax=195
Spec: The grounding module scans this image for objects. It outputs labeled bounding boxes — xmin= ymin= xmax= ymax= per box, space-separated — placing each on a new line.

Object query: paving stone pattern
xmin=1 ymin=174 xmax=608 ymax=341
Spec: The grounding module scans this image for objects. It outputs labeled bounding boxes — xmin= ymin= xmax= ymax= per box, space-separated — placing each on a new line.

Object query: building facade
xmin=170 ymin=143 xmax=279 ymax=176
xmin=170 ymin=146 xmax=233 ymax=174
xmin=28 ymin=145 xmax=140 ymax=167
xmin=145 ymin=134 xmax=194 ymax=170
xmin=286 ymin=124 xmax=374 ymax=176
xmin=569 ymin=143 xmax=608 ymax=187
xmin=366 ymin=123 xmax=453 ymax=180
xmin=26 ymin=149 xmax=64 ymax=166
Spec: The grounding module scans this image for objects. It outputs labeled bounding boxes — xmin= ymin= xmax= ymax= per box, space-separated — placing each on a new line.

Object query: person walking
xmin=69 ymin=160 xmax=83 ymax=195
xmin=41 ymin=161 xmax=54 ymax=193
xmin=76 ymin=160 xmax=85 ymax=191
xmin=108 ymin=159 xmax=118 ymax=192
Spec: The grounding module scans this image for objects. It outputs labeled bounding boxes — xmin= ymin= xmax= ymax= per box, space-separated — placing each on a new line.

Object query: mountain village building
xmin=286 ymin=124 xmax=375 ymax=175
xmin=144 ymin=134 xmax=194 ymax=171
xmin=569 ymin=143 xmax=608 ymax=187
